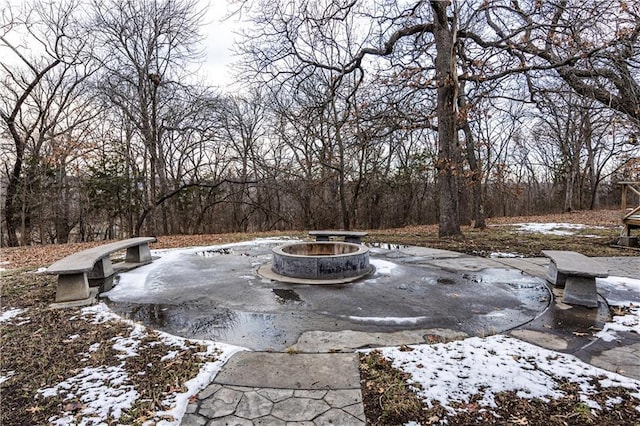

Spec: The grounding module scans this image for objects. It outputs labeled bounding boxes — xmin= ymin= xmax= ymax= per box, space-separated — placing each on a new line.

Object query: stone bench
xmin=47 ymin=237 xmax=156 ymax=305
xmin=541 ymin=250 xmax=608 ymax=308
xmin=308 ymin=230 xmax=368 ymax=244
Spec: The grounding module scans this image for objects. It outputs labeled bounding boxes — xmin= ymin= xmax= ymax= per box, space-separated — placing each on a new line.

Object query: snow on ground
xmin=596 ymin=276 xmax=640 ymax=342
xmin=36 ymin=303 xmax=245 ymax=426
xmin=368 ymin=275 xmax=640 ymax=416
xmin=348 ymin=315 xmax=428 ymax=325
xmin=370 ymin=334 xmax=640 ymax=413
xmin=370 ymin=258 xmax=399 ymax=275
xmin=502 ymin=222 xmax=606 ymax=236
xmin=41 ymin=365 xmax=139 ymax=426
xmin=488 ymin=252 xmax=523 ymax=258
xmin=0 ymin=308 xmax=26 ymax=323
xmin=598 ymin=276 xmax=640 ymax=305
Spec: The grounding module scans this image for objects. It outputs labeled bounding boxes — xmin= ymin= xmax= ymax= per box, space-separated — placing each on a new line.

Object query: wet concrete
xmin=103 ymin=241 xmax=550 ymax=351
xmin=99 ymin=242 xmax=640 ymax=425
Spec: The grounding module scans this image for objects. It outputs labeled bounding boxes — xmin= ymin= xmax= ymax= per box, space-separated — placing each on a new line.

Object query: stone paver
xmin=185 ymin=352 xmax=365 ymax=425
xmin=198 ymin=387 xmax=244 ymax=418
xmin=271 ymin=398 xmax=330 ymax=421
xmin=509 ymin=329 xmax=569 ymax=351
xmin=214 ymin=352 xmax=360 ymax=389
xmin=236 ymin=391 xmax=273 ymax=419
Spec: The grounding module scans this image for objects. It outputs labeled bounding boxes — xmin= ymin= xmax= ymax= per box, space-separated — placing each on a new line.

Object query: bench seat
xmin=308 ymin=230 xmax=368 ymax=244
xmin=542 ymin=250 xmax=608 ymax=308
xmin=47 ymin=237 xmax=156 ymax=304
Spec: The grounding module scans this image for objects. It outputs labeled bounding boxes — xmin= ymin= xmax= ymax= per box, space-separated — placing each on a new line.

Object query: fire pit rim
xmin=272 ymin=241 xmax=368 ymax=258
xmin=268 ymin=240 xmax=372 ymax=282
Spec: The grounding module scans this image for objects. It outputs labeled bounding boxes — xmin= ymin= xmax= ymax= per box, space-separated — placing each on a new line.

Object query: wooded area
xmin=1 ymin=0 xmax=639 ymax=246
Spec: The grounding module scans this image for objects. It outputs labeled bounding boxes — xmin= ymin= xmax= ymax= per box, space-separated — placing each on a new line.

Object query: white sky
xmin=1 ymin=0 xmax=243 ymax=90
xmin=197 ymin=0 xmax=243 ymax=90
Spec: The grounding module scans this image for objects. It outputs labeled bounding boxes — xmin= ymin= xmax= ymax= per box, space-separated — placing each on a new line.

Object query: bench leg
xmin=545 ymin=262 xmax=567 ymax=287
xmin=345 ymin=236 xmax=362 ymax=244
xmin=56 ymin=273 xmax=91 ymax=302
xmin=562 ymin=276 xmax=598 ymax=308
xmin=88 ymin=257 xmax=114 ymax=279
xmin=126 ymin=243 xmax=152 ymax=263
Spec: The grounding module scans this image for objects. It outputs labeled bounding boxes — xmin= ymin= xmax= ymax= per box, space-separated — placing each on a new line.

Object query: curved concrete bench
xmin=542 ymin=250 xmax=608 ymax=308
xmin=47 ymin=237 xmax=156 ymax=304
xmin=308 ymin=230 xmax=368 ymax=244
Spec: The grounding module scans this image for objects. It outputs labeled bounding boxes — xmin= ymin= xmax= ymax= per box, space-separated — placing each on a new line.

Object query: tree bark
xmin=431 ymin=1 xmax=462 ymax=237
xmin=458 ymin=79 xmax=486 ymax=229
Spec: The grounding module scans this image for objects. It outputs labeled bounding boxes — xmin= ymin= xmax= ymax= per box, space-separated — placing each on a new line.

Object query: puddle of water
xmin=107 ymin=301 xmax=286 ymax=349
xmin=273 ymin=288 xmax=303 ymax=304
xmin=437 ymin=277 xmax=457 ymax=285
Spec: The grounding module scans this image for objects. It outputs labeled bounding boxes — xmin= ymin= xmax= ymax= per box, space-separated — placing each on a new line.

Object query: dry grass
xmin=0 ymin=269 xmax=219 ymax=425
xmin=359 ymin=349 xmax=640 ymax=425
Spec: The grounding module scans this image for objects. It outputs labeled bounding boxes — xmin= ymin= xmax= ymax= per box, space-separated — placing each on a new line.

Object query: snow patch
xmin=80 ymin=302 xmax=245 ymax=424
xmin=597 ymin=306 xmax=640 ymax=342
xmin=489 ymin=252 xmax=523 ymax=258
xmin=40 ymin=365 xmax=139 ymax=424
xmin=0 ymin=308 xmax=26 ymax=323
xmin=370 ymin=258 xmax=399 ymax=275
xmin=366 ymin=335 xmax=640 ymax=413
xmin=348 ymin=315 xmax=428 ymax=325
xmin=509 ymin=222 xmax=603 ymax=236
xmin=0 ymin=371 xmax=15 ymax=384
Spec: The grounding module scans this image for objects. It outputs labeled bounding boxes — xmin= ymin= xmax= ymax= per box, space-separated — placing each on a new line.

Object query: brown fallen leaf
xmin=63 ymin=401 xmax=85 ymax=412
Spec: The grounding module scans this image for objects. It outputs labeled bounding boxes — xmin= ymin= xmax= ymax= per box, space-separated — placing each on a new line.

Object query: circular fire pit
xmin=264 ymin=241 xmax=371 ymax=283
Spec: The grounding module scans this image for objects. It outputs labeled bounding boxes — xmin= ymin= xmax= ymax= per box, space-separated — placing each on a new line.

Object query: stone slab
xmin=398 ymin=246 xmax=467 ymax=259
xmin=596 ymin=256 xmax=640 ymax=280
xmin=421 ymin=257 xmax=506 ymax=272
xmin=492 ymin=258 xmax=549 ymax=278
xmin=588 ymin=342 xmax=640 ymax=380
xmin=214 ymin=352 xmax=361 ymax=389
xmin=47 ymin=237 xmax=156 ymax=274
xmin=54 ymin=273 xmax=91 ymax=302
xmin=50 ymin=287 xmax=98 ymax=309
xmin=541 ymin=250 xmax=608 ymax=277
xmin=563 ymin=276 xmax=599 ymax=308
xmin=509 ymin=329 xmax=569 ymax=351
xmin=290 ymin=328 xmax=468 ymax=353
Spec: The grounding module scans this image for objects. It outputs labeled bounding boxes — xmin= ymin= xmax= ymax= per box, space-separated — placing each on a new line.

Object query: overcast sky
xmin=1 ymin=0 xmax=243 ymax=90
xmin=198 ymin=1 xmax=243 ymax=90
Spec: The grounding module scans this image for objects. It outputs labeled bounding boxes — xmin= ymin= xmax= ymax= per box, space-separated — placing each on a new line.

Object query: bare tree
xmin=1 ymin=0 xmax=97 ymax=246
xmin=467 ymin=0 xmax=640 ymax=126
xmin=91 ymin=0 xmax=206 ymax=235
xmin=236 ymin=0 xmax=640 ymax=235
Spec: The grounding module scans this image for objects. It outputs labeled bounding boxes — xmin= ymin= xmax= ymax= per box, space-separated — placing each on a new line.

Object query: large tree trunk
xmin=458 ymin=78 xmax=486 ymax=229
xmin=3 ymin=148 xmax=22 ymax=247
xmin=431 ymin=1 xmax=462 ymax=237
xmin=462 ymin=122 xmax=486 ymax=228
